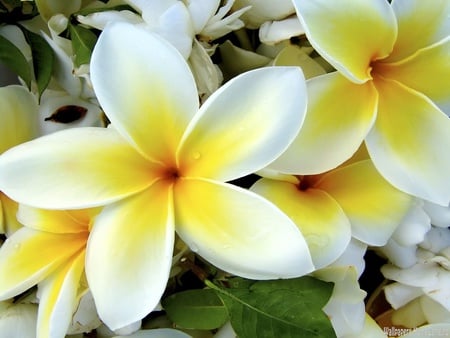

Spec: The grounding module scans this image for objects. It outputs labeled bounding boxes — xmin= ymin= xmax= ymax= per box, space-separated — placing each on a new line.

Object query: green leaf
xmin=162 ymin=289 xmax=228 ymax=330
xmin=0 ymin=34 xmax=31 ymax=87
xmin=207 ymin=277 xmax=336 ymax=338
xmin=69 ymin=23 xmax=97 ymax=67
xmin=19 ymin=25 xmax=54 ymax=99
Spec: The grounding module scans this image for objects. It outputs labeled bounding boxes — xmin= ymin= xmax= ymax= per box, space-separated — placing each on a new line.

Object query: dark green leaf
xmin=207 ymin=277 xmax=336 ymax=338
xmin=19 ymin=25 xmax=54 ymax=99
xmin=69 ymin=23 xmax=97 ymax=67
xmin=0 ymin=34 xmax=31 ymax=87
xmin=162 ymin=289 xmax=228 ymax=330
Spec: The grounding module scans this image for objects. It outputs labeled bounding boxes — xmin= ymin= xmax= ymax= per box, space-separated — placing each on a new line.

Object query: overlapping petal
xmin=0 ymin=227 xmax=86 ymax=299
xmin=366 ymin=77 xmax=450 ymax=205
xmin=90 ymin=22 xmax=198 ymax=164
xmin=376 ymin=37 xmax=450 ymax=113
xmin=17 ymin=205 xmax=96 ymax=234
xmin=178 ymin=67 xmax=306 ymax=181
xmin=0 ymin=193 xmax=21 ymax=236
xmin=0 ymin=85 xmax=39 ymax=154
xmin=251 ymin=179 xmax=351 ymax=269
xmin=85 ymin=182 xmax=175 ymax=330
xmin=174 ymin=178 xmax=314 ymax=278
xmin=388 ymin=0 xmax=450 ymax=62
xmin=270 ymin=72 xmax=377 ymax=174
xmin=37 ymin=251 xmax=85 ymax=338
xmin=0 ymin=128 xmax=158 ymax=209
xmin=292 ymin=0 xmax=397 ymax=83
xmin=316 ymin=160 xmax=412 ymax=246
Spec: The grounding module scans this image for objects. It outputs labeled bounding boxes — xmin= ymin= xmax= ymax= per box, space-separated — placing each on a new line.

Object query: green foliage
xmin=0 ymin=34 xmax=31 ymax=87
xmin=18 ymin=25 xmax=54 ymax=99
xmin=207 ymin=277 xmax=336 ymax=338
xmin=0 ymin=0 xmax=38 ymax=23
xmin=69 ymin=23 xmax=97 ymax=67
xmin=162 ymin=288 xmax=228 ymax=330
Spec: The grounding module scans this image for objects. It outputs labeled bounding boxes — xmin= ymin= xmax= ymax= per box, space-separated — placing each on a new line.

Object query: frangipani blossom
xmin=272 ymin=0 xmax=450 ymax=205
xmin=0 ymin=86 xmax=39 ymax=236
xmin=0 ymin=205 xmax=99 ymax=338
xmin=252 ymin=149 xmax=412 ymax=269
xmin=0 ymin=22 xmax=313 ymax=329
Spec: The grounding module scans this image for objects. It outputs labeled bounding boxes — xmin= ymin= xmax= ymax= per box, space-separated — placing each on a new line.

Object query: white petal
xmin=0 ymin=128 xmax=156 ymax=209
xmin=86 ymin=183 xmax=175 ymax=330
xmin=174 ymin=178 xmax=314 ymax=279
xmin=178 ymin=67 xmax=307 ymax=181
xmin=90 ymin=22 xmax=198 ymax=163
xmin=259 ymin=16 xmax=305 ymax=45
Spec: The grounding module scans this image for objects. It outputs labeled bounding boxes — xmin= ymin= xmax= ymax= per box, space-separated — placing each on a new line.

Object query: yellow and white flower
xmin=271 ymin=0 xmax=450 ymax=206
xmin=0 ymin=22 xmax=313 ymax=330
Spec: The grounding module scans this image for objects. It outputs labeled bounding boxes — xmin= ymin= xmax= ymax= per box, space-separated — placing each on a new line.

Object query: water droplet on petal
xmin=193 ymin=151 xmax=201 ymax=160
xmin=13 ymin=243 xmax=21 ymax=250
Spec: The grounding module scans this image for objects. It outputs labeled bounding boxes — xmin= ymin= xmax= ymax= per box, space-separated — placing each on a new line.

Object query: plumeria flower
xmin=0 ymin=22 xmax=312 ymax=330
xmin=271 ymin=0 xmax=450 ymax=205
xmin=0 ymin=86 xmax=39 ymax=236
xmin=0 ymin=205 xmax=100 ymax=338
xmin=251 ymin=146 xmax=412 ymax=269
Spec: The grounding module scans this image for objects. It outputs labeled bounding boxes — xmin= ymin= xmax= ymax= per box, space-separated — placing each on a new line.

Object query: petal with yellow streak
xmin=178 ymin=67 xmax=306 ymax=181
xmin=292 ymin=0 xmax=396 ymax=83
xmin=0 ymin=227 xmax=87 ymax=300
xmin=0 ymin=127 xmax=159 ymax=209
xmin=367 ymin=77 xmax=450 ymax=205
xmin=376 ymin=37 xmax=450 ymax=114
xmin=0 ymin=85 xmax=39 ymax=154
xmin=85 ymin=181 xmax=175 ymax=330
xmin=175 ymin=178 xmax=314 ymax=278
xmin=0 ymin=193 xmax=21 ymax=236
xmin=36 ymin=251 xmax=85 ymax=338
xmin=269 ymin=72 xmax=377 ymax=175
xmin=17 ymin=205 xmax=99 ymax=234
xmin=387 ymin=0 xmax=450 ymax=62
xmin=251 ymin=178 xmax=351 ymax=269
xmin=90 ymin=22 xmax=198 ymax=164
xmin=316 ymin=160 xmax=412 ymax=246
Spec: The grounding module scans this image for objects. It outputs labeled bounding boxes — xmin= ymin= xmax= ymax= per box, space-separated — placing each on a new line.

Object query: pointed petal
xmin=90 ymin=22 xmax=198 ymax=163
xmin=0 ymin=128 xmax=158 ymax=209
xmin=0 ymin=193 xmax=21 ymax=237
xmin=251 ymin=178 xmax=351 ymax=269
xmin=174 ymin=178 xmax=314 ymax=278
xmin=292 ymin=0 xmax=396 ymax=83
xmin=37 ymin=251 xmax=85 ymax=338
xmin=388 ymin=0 xmax=450 ymax=61
xmin=269 ymin=72 xmax=377 ymax=174
xmin=0 ymin=85 xmax=39 ymax=154
xmin=316 ymin=160 xmax=412 ymax=246
xmin=367 ymin=77 xmax=450 ymax=205
xmin=178 ymin=67 xmax=307 ymax=181
xmin=0 ymin=227 xmax=87 ymax=300
xmin=17 ymin=205 xmax=98 ymax=234
xmin=376 ymin=37 xmax=450 ymax=114
xmin=86 ymin=183 xmax=175 ymax=330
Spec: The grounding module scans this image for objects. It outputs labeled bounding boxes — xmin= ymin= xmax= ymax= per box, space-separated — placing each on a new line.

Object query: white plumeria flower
xmin=0 ymin=22 xmax=312 ymax=330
